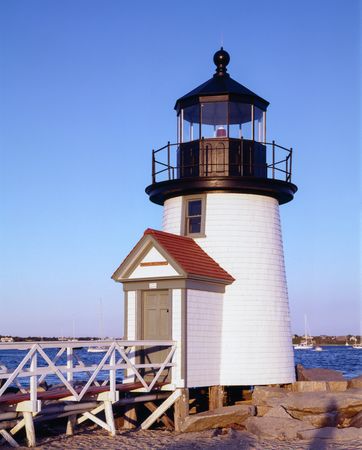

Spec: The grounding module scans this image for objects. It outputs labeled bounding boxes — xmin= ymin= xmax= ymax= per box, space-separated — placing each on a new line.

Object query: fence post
xmin=152 ymin=149 xmax=155 ymax=184
xmin=240 ymin=138 xmax=243 ymax=175
xmin=24 ymin=351 xmax=38 ymax=447
xmin=167 ymin=141 xmax=171 ymax=180
xmin=272 ymin=140 xmax=275 ymax=179
xmin=289 ymin=147 xmax=293 ymax=182
xmin=30 ymin=352 xmax=38 ymax=412
xmin=205 ymin=142 xmax=209 ymax=176
xmin=249 ymin=142 xmax=252 ymax=176
xmin=67 ymin=347 xmax=73 ymax=385
xmin=109 ymin=347 xmax=116 ymax=402
xmin=24 ymin=412 xmax=36 ymax=447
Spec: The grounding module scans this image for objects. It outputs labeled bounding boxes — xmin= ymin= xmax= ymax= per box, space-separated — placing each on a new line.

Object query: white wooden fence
xmin=0 ymin=340 xmax=176 ymax=408
xmin=0 ymin=340 xmax=177 ymax=447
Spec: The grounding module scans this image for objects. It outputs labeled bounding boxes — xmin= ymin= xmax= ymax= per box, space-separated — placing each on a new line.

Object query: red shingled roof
xmin=144 ymin=228 xmax=234 ymax=283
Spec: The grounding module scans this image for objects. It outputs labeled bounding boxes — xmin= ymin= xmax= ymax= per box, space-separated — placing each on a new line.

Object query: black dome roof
xmin=175 ymin=48 xmax=269 ymax=112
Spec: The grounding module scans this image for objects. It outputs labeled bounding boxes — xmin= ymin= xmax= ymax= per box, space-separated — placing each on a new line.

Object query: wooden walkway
xmin=0 ymin=381 xmax=160 ymax=405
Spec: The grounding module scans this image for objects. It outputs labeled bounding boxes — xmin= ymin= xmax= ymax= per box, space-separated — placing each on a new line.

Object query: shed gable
xmin=112 ymin=229 xmax=234 ymax=285
xmin=129 ymin=246 xmax=180 ymax=279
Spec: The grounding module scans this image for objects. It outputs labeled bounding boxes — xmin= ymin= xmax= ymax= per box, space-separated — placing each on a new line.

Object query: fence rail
xmin=151 ymin=139 xmax=293 ymax=184
xmin=0 ymin=340 xmax=177 ymax=407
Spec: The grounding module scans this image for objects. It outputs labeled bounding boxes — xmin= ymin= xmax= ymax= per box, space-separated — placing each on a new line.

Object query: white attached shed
xmin=112 ymin=228 xmax=234 ymax=389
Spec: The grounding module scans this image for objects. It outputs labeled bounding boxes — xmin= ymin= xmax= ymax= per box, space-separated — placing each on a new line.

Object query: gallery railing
xmin=151 ymin=139 xmax=293 ymax=184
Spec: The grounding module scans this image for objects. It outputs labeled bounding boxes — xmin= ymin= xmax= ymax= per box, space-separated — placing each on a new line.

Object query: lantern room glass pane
xmin=200 ymin=102 xmax=228 ymax=138
xmin=181 ymin=105 xmax=200 ymax=143
xmin=229 ymin=102 xmax=252 ymax=139
xmin=180 ymin=101 xmax=265 ymax=142
xmin=254 ymin=106 xmax=265 ymax=142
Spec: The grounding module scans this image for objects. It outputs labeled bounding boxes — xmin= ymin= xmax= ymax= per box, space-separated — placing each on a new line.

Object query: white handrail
xmin=0 ymin=340 xmax=177 ymax=408
xmin=0 ymin=340 xmax=175 ymax=350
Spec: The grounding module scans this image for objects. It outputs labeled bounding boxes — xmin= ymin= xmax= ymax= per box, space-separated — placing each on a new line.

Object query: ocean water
xmin=0 ymin=345 xmax=361 ymax=389
xmin=294 ymin=345 xmax=362 ymax=379
xmin=0 ymin=347 xmax=124 ymax=388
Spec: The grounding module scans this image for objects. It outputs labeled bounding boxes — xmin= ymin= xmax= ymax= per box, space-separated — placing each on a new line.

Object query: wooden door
xmin=141 ymin=290 xmax=171 ymax=382
xmin=200 ymin=139 xmax=229 ymax=176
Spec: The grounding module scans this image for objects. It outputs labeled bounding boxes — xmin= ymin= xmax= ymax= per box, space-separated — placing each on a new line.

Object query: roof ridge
xmin=144 ymin=228 xmax=195 ymax=241
xmin=145 ymin=228 xmax=234 ymax=282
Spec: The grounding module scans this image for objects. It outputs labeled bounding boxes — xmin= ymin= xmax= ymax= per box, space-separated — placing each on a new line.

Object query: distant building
xmin=0 ymin=336 xmax=14 ymax=343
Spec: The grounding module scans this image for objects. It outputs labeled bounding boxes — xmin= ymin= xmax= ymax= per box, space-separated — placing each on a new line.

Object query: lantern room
xmin=176 ymin=48 xmax=267 ymax=144
xmin=147 ymin=48 xmax=296 ymax=206
xmin=178 ymin=99 xmax=266 ymax=143
xmin=174 ymin=47 xmax=268 ymax=180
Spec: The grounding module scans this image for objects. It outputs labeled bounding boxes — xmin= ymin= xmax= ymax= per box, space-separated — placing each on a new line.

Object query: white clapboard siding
xmin=162 ymin=196 xmax=182 ymax=235
xmin=163 ymin=193 xmax=295 ymax=386
xmin=127 ymin=291 xmax=137 ymax=340
xmin=125 ymin=291 xmax=137 ymax=383
xmin=186 ymin=289 xmax=223 ymax=387
xmin=172 ymin=289 xmax=184 ymax=387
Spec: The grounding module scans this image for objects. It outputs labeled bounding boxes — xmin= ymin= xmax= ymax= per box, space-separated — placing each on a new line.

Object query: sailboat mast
xmin=99 ymin=299 xmax=104 ymax=339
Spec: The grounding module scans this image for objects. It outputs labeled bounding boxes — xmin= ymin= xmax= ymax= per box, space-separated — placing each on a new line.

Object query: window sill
xmin=185 ymin=233 xmax=206 ymax=239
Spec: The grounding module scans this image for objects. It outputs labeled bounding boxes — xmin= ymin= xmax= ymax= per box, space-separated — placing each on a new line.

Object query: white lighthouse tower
xmin=145 ymin=48 xmax=297 ymax=385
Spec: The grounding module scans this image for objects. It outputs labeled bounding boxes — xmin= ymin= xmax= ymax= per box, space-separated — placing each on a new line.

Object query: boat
xmin=294 ymin=340 xmax=313 ymax=350
xmin=87 ymin=345 xmax=108 ymax=353
xmin=352 ymin=336 xmax=362 ymax=349
xmin=294 ymin=315 xmax=313 ymax=349
xmin=314 ymin=346 xmax=323 ymax=351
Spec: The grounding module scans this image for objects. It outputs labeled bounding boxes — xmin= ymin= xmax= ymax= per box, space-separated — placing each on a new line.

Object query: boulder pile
xmin=247 ymin=370 xmax=362 ymax=441
xmin=179 ymin=369 xmax=362 ymax=442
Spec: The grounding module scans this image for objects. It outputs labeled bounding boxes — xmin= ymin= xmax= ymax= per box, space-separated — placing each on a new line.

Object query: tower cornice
xmin=146 ymin=176 xmax=297 ymax=206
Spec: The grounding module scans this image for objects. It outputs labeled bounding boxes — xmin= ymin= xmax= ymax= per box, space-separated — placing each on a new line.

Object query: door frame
xmin=137 ymin=289 xmax=172 ymax=382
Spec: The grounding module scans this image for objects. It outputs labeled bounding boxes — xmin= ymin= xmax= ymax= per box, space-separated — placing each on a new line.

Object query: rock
xmin=327 ymin=381 xmax=348 ymax=392
xmin=280 ymin=390 xmax=362 ymax=427
xmin=180 ymin=405 xmax=255 ymax=432
xmin=291 ymin=381 xmax=328 ymax=392
xmin=297 ymin=412 xmax=339 ymax=428
xmin=291 ymin=381 xmax=348 ymax=393
xmin=252 ymin=386 xmax=288 ymax=407
xmin=348 ymin=375 xmax=362 ymax=389
xmin=349 ymin=410 xmax=362 ymax=428
xmin=263 ymin=405 xmax=293 ymax=419
xmin=297 ymin=427 xmax=362 ymax=441
xmin=245 ymin=416 xmax=315 ymax=440
xmin=256 ymin=405 xmax=271 ymax=416
xmin=296 ymin=364 xmax=345 ymax=381
xmin=252 ymin=385 xmax=362 ymax=428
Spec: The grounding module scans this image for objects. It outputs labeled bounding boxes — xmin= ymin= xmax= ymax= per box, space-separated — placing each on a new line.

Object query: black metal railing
xmin=151 ymin=139 xmax=293 ymax=184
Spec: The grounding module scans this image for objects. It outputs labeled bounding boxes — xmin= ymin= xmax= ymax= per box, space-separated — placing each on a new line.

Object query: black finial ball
xmin=213 ymin=47 xmax=230 ymax=76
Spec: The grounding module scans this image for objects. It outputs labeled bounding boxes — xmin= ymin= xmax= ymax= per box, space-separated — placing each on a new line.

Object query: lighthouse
xmin=113 ymin=48 xmax=297 ymax=387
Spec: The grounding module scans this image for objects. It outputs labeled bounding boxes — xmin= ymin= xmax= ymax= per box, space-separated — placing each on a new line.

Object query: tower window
xmin=184 ymin=196 xmax=206 ymax=237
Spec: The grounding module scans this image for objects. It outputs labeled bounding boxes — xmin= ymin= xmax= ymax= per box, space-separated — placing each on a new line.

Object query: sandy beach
xmin=11 ymin=427 xmax=362 ymax=450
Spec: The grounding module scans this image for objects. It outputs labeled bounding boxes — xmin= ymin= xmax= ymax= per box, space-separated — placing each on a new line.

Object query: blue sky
xmin=0 ymin=0 xmax=360 ymax=337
